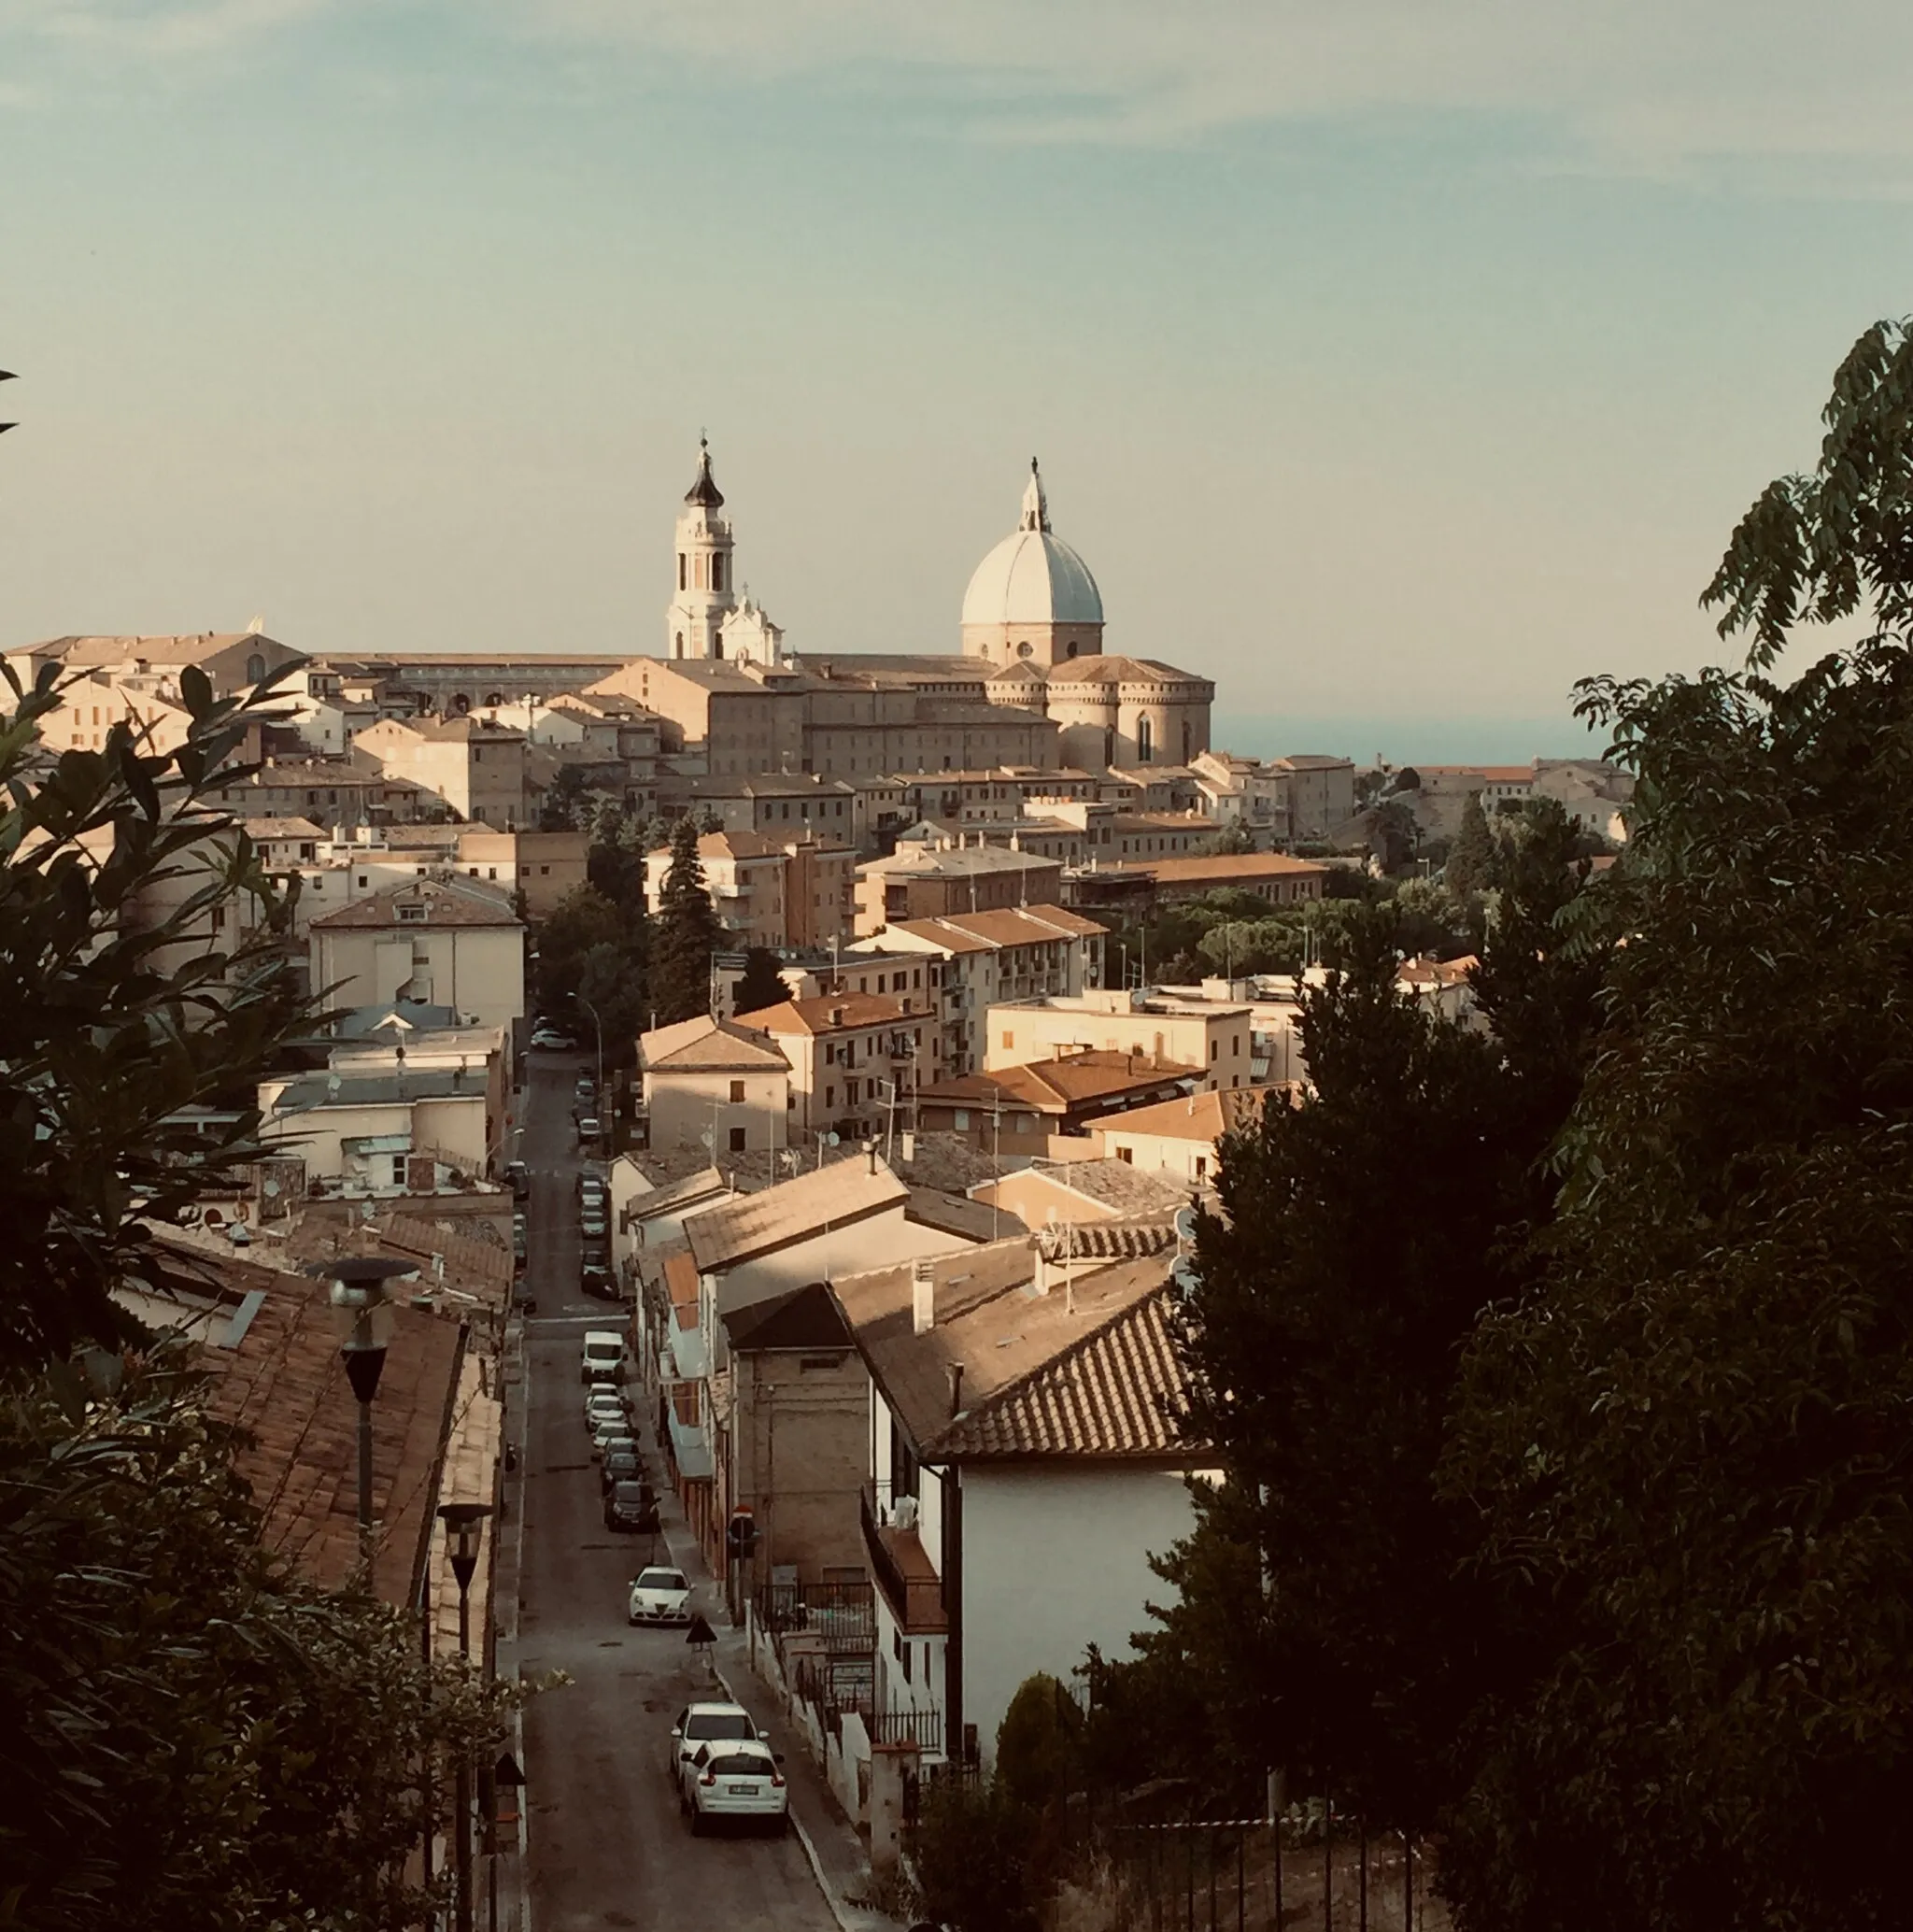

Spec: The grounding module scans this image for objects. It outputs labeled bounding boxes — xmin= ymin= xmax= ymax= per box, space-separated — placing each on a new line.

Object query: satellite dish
xmin=1173 ymin=1205 xmax=1199 ymax=1247
xmin=825 ymin=1132 xmax=841 ymax=1147
xmin=262 ymin=1177 xmax=280 ymax=1198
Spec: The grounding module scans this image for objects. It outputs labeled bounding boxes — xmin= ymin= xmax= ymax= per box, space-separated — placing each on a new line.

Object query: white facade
xmin=960 ymin=462 xmax=1106 ymax=670
xmin=960 ymin=1463 xmax=1199 ymax=1760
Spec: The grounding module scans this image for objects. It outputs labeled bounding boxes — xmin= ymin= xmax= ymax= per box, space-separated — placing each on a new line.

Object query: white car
xmin=589 ymin=1414 xmax=632 ymax=1460
xmin=585 ymin=1399 xmax=629 ymax=1435
xmin=683 ymin=1739 xmax=788 ymax=1834
xmin=628 ymin=1565 xmax=692 ymax=1626
xmin=667 ymin=1702 xmax=759 ymax=1795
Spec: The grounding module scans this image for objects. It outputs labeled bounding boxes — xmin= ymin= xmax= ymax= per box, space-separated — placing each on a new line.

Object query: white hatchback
xmin=628 ymin=1565 xmax=691 ymax=1626
xmin=667 ymin=1701 xmax=759 ymax=1795
xmin=683 ymin=1740 xmax=788 ymax=1834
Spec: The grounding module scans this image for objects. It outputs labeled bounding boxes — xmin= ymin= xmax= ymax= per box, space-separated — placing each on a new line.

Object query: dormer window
xmin=398 ymin=902 xmax=427 ymax=924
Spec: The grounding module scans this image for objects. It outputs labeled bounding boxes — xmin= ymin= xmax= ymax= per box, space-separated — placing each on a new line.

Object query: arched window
xmin=485 ymin=690 xmax=503 ymax=709
xmin=1138 ymin=717 xmax=1154 ymax=762
xmin=453 ymin=692 xmax=471 ymax=715
xmin=712 ymin=553 xmax=724 ymax=593
xmin=675 ymin=632 xmax=685 ymax=659
xmin=1183 ymin=721 xmax=1192 ymax=763
xmin=1017 ymin=641 xmax=1033 ymax=660
xmin=678 ymin=554 xmax=687 ymax=591
xmin=695 ymin=555 xmax=706 ymax=590
xmin=1065 ymin=641 xmax=1078 ymax=658
xmin=245 ymin=652 xmax=266 ymax=685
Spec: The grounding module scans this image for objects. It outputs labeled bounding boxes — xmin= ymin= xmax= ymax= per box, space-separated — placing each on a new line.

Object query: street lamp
xmin=438 ymin=1501 xmax=493 ymax=1932
xmin=578 ymin=993 xmax=605 ymax=1139
xmin=320 ymin=1257 xmax=418 ymax=1559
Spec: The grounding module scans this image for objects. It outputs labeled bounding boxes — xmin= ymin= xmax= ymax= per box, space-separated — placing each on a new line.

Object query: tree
xmin=0 ymin=1364 xmax=511 ymax=1932
xmin=995 ymin=1672 xmax=1084 ymax=1813
xmin=0 ymin=661 xmax=308 ymax=1371
xmin=649 ymin=816 xmax=721 ymax=1026
xmin=1440 ymin=319 xmax=1913 ymax=1931
xmin=1204 ymin=819 xmax=1256 ymax=855
xmin=733 ymin=945 xmax=789 ymax=1014
xmin=1443 ymin=789 xmax=1495 ymax=897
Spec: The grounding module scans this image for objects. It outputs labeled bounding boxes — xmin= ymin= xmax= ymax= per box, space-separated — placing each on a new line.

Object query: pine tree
xmin=733 ymin=945 xmax=789 ymax=1016
xmin=1443 ymin=788 xmax=1495 ymax=897
xmin=649 ymin=817 xmax=721 ymax=1025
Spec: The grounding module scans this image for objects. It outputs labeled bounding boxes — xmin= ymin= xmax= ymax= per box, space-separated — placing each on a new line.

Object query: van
xmin=581 ymin=1329 xmax=624 ymax=1385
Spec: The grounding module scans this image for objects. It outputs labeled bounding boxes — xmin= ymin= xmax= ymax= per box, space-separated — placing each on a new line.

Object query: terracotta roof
xmin=178 ymin=1237 xmax=467 ymax=1605
xmin=1097 ymin=853 xmax=1328 ymax=885
xmin=1096 ymin=1083 xmax=1297 ymax=1144
xmin=243 ymin=817 xmax=326 ymax=840
xmin=626 ymin=1164 xmax=731 ymax=1222
xmin=663 ymin=1248 xmax=700 ymax=1310
xmin=364 ymin=715 xmax=525 ymax=745
xmin=646 ymin=829 xmax=788 ymax=862
xmin=737 ymin=992 xmax=910 ymax=1035
xmin=984 ymin=1160 xmax=1191 ymax=1220
xmin=859 ymin=844 xmax=1061 ymax=879
xmin=905 ymin=1187 xmax=1003 ymax=1243
xmin=308 ymin=878 xmax=522 ymax=930
xmin=640 ymin=1016 xmax=789 ymax=1073
xmin=41 ymin=632 xmax=291 ymax=665
xmin=683 ymin=1160 xmax=908 ymax=1271
xmin=918 ymin=1053 xmax=1198 ymax=1115
xmin=914 ymin=905 xmax=1108 ymax=948
xmin=830 ymin=1242 xmax=1186 ymax=1462
xmin=1043 ymin=655 xmax=1214 ymax=689
xmin=936 ymin=1287 xmax=1183 ymax=1457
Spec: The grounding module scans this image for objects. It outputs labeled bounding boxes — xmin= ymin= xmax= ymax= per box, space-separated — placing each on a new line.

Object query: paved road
xmin=511 ymin=1051 xmax=837 ymax=1932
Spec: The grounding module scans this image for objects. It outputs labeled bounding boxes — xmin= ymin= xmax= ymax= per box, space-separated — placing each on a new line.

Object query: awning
xmin=344 ymin=1133 xmax=413 ymax=1155
xmin=668 ymin=1407 xmax=713 ymax=1481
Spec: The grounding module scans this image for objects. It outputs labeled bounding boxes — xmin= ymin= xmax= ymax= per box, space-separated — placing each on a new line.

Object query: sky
xmin=4 ymin=2 xmax=1912 ymax=763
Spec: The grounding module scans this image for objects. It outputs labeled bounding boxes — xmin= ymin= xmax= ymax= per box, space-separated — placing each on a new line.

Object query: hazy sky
xmin=4 ymin=2 xmax=1911 ymax=760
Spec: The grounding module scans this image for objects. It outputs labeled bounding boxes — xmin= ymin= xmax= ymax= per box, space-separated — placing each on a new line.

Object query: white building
xmin=830 ymin=1233 xmax=1200 ymax=1767
xmin=664 ymin=439 xmax=788 ymax=667
xmin=308 ymin=879 xmax=526 ymax=1037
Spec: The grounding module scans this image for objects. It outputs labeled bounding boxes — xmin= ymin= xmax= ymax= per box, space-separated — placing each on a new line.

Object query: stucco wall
xmin=645 ymin=1066 xmax=791 ymax=1154
xmin=711 ymin=1205 xmax=972 ymax=1321
xmin=960 ymin=1462 xmax=1198 ymax=1762
xmin=730 ymin=1349 xmax=869 ymax=1584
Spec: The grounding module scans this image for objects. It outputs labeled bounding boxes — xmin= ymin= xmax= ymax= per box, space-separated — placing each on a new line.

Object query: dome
xmin=962 ymin=529 xmax=1104 ymax=628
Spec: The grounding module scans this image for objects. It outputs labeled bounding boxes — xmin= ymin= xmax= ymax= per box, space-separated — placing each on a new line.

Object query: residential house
xmin=217 ymin=758 xmax=427 ymax=826
xmin=308 ymin=879 xmax=526 ymax=1037
xmin=1271 ymin=755 xmax=1357 ymax=841
xmin=849 ymin=904 xmax=1106 ymax=1079
xmin=782 ymin=836 xmax=857 ymax=950
xmin=971 ymin=1158 xmax=1193 ymax=1231
xmin=1090 ymin=1084 xmax=1293 ymax=1187
xmin=353 ymin=715 xmax=530 ymax=828
xmin=656 ymin=773 xmax=864 ymax=848
xmin=914 ymin=1054 xmax=1199 ymax=1162
xmin=737 ymin=994 xmax=928 ymax=1144
xmin=830 ymin=1233 xmax=1199 ymax=1767
xmin=985 ymin=988 xmax=1254 ymax=1093
xmin=645 ymin=830 xmax=790 ymax=948
xmin=638 ymin=1016 xmax=791 ymax=1156
xmin=258 ymin=1063 xmax=497 ymax=1190
xmin=854 ymin=841 xmax=1065 ymax=937
xmin=721 ymin=1282 xmax=870 ymax=1588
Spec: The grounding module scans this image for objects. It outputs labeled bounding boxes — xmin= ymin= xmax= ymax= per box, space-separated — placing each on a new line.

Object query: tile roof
xmin=1096 ymin=853 xmax=1329 ymax=885
xmin=626 ymin=1164 xmax=731 ymax=1221
xmin=308 ymin=878 xmax=522 ymax=930
xmin=1095 ymin=1083 xmax=1297 ymax=1144
xmin=683 ymin=1159 xmax=907 ymax=1271
xmin=985 ymin=1160 xmax=1191 ymax=1220
xmin=917 ymin=1053 xmax=1199 ymax=1115
xmin=738 ymin=992 xmax=911 ymax=1035
xmin=364 ymin=714 xmax=526 ymax=744
xmin=1044 ymin=655 xmax=1215 ymax=689
xmin=173 ymin=1235 xmax=467 ymax=1604
xmin=244 ymin=816 xmax=326 ymax=840
xmin=722 ymin=1279 xmax=855 ymax=1352
xmin=860 ymin=844 xmax=1062 ymax=879
xmin=904 ymin=1187 xmax=1003 ymax=1243
xmin=640 ymin=1016 xmax=789 ymax=1073
xmin=914 ymin=905 xmax=1108 ymax=948
xmin=645 ymin=829 xmax=789 ymax=861
xmin=829 ymin=1242 xmax=1186 ymax=1462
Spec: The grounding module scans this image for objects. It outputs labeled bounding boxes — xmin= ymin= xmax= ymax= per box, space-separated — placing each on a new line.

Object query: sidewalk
xmin=637 ymin=1418 xmax=900 ymax=1932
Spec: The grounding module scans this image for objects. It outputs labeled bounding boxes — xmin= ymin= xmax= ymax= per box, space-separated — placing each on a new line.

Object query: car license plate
xmin=727 ymin=1783 xmax=757 ymax=1795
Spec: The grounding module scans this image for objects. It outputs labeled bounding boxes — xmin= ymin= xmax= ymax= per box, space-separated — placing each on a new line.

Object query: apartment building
xmin=736 ymin=993 xmax=928 ymax=1142
xmin=985 ymin=987 xmax=1254 ymax=1093
xmin=854 ymin=842 xmax=1065 ymax=937
xmin=352 ymin=715 xmax=530 ymax=828
xmin=644 ymin=830 xmax=790 ymax=948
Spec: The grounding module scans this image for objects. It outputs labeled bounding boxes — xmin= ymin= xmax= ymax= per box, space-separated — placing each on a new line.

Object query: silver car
xmin=684 ymin=1740 xmax=788 ymax=1834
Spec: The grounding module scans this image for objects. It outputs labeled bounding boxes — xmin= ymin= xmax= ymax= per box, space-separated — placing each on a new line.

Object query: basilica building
xmin=639 ymin=443 xmax=1213 ymax=774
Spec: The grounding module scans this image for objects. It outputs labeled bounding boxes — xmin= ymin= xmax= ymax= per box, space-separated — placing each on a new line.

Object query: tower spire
xmin=685 ymin=434 xmax=725 ymax=509
xmin=1019 ymin=456 xmax=1049 ymax=534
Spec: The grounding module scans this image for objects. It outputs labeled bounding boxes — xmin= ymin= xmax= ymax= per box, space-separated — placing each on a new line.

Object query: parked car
xmin=631 ymin=1565 xmax=693 ymax=1627
xmin=586 ymin=1399 xmax=629 ymax=1437
xmin=579 ymin=1210 xmax=609 ymax=1243
xmin=590 ymin=1413 xmax=635 ymax=1460
xmin=580 ymin=1260 xmax=616 ymax=1300
xmin=530 ymin=1026 xmax=575 ymax=1051
xmin=605 ymin=1480 xmax=661 ymax=1534
xmin=574 ymin=1074 xmax=596 ymax=1105
xmin=600 ymin=1449 xmax=644 ymax=1495
xmin=667 ymin=1702 xmax=759 ymax=1791
xmin=683 ymin=1740 xmax=788 ymax=1835
xmin=576 ymin=1115 xmax=602 ymax=1149
xmin=598 ymin=1434 xmax=640 ymax=1471
xmin=586 ymin=1388 xmax=629 ymax=1427
xmin=505 ymin=1159 xmax=529 ymax=1200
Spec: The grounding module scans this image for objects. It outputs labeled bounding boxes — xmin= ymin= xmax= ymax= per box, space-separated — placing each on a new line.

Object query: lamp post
xmin=321 ymin=1257 xmax=418 ymax=1564
xmin=579 ymin=993 xmax=605 ymax=1141
xmin=438 ymin=1501 xmax=492 ymax=1932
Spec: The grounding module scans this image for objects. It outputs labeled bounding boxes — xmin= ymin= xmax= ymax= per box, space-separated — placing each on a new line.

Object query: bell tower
xmin=665 ymin=437 xmax=739 ymax=659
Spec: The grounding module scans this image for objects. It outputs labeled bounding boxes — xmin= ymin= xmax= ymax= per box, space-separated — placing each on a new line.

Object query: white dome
xmin=962 ymin=530 xmax=1104 ymax=628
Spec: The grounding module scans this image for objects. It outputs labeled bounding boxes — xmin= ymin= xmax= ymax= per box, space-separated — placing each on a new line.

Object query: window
xmin=729 ymin=1080 xmax=745 ymax=1103
xmin=953 ymin=1109 xmax=971 ymax=1130
xmin=1117 ymin=1146 xmax=1134 ymax=1164
xmin=391 ymin=1154 xmax=407 ymax=1186
xmin=399 ymin=903 xmax=426 ymax=924
xmin=786 ymin=1092 xmax=796 ymax=1109
xmin=1001 ymin=1030 xmax=1013 ymax=1050
xmin=678 ymin=554 xmax=687 ymax=590
xmin=1210 ymin=1040 xmax=1218 ymax=1062
xmin=846 ymin=1080 xmax=859 ymax=1105
xmin=246 ymin=652 xmax=266 ymax=685
xmin=728 ymin=1126 xmax=746 ymax=1152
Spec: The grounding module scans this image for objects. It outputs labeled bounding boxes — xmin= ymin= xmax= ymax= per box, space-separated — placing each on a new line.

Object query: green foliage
xmin=533 ymin=883 xmax=646 ymax=1048
xmin=1203 ymin=819 xmax=1256 ymax=855
xmin=1443 ymin=790 xmax=1495 ymax=897
xmin=995 ymin=1672 xmax=1084 ymax=1812
xmin=0 ymin=661 xmax=312 ymax=1371
xmin=649 ymin=817 xmax=722 ymax=1026
xmin=1153 ymin=906 xmax=1550 ymax=1824
xmin=733 ymin=945 xmax=789 ymax=1014
xmin=0 ymin=1363 xmax=513 ymax=1932
xmin=908 ymin=1773 xmax=1041 ymax=1932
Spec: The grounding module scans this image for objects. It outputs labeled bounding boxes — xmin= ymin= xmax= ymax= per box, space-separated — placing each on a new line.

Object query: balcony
xmin=861 ymin=1485 xmax=947 ymax=1632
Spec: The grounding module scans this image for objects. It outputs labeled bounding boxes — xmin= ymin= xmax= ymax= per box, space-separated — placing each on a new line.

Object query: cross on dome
xmin=684 ymin=435 xmax=725 ymax=509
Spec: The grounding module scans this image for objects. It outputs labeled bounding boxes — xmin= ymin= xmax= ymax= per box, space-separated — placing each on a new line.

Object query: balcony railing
xmin=860 ymin=1485 xmax=947 ymax=1631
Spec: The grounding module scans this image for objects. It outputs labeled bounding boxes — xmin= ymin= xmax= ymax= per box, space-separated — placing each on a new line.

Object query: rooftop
xmin=860 ymin=843 xmax=1063 ymax=879
xmin=737 ymin=992 xmax=911 ymax=1036
xmin=640 ymin=1015 xmax=788 ymax=1074
xmin=1094 ymin=1083 xmax=1297 ymax=1144
xmin=307 ymin=878 xmax=522 ymax=930
xmin=683 ymin=1158 xmax=909 ymax=1272
xmin=987 ymin=1158 xmax=1193 ymax=1219
xmin=721 ymin=1279 xmax=855 ymax=1353
xmin=1091 ymin=852 xmax=1329 ymax=885
xmin=830 ymin=1240 xmax=1185 ymax=1462
xmin=268 ymin=1066 xmax=489 ymax=1113
xmin=918 ymin=1053 xmax=1198 ymax=1115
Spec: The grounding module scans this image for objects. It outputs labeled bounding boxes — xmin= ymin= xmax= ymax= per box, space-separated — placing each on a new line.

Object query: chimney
xmin=867 ymin=1140 xmax=878 ymax=1175
xmin=912 ymin=1259 xmax=934 ymax=1336
xmin=948 ymin=1361 xmax=966 ymax=1418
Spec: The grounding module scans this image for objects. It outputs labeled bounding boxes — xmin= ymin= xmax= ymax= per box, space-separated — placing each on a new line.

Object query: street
xmin=507 ymin=1049 xmax=839 ymax=1932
